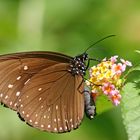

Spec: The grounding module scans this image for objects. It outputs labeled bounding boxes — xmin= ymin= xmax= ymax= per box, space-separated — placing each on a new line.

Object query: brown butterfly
xmin=0 ymin=35 xmax=114 ymax=133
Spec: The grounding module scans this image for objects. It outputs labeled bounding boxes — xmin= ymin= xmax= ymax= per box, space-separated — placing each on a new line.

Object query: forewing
xmin=18 ymin=63 xmax=84 ymax=133
xmin=0 ymin=52 xmax=71 ymax=110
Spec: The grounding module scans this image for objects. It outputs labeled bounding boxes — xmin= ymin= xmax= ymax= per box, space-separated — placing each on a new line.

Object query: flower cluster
xmin=86 ymin=56 xmax=132 ymax=106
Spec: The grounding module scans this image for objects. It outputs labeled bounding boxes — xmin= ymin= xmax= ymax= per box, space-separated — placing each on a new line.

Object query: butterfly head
xmin=69 ymin=53 xmax=88 ymax=76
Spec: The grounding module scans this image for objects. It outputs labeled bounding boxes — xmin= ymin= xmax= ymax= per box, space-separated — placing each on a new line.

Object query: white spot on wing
xmin=14 ymin=103 xmax=17 ymax=107
xmin=56 ymin=105 xmax=58 ymax=110
xmin=24 ymin=65 xmax=28 ymax=70
xmin=10 ymin=101 xmax=12 ymax=105
xmin=54 ymin=128 xmax=57 ymax=131
xmin=48 ymin=124 xmax=51 ymax=128
xmin=5 ymin=95 xmax=8 ymax=99
xmin=8 ymin=84 xmax=13 ymax=88
xmin=29 ymin=120 xmax=32 ymax=123
xmin=35 ymin=121 xmax=38 ymax=124
xmin=16 ymin=91 xmax=20 ymax=96
xmin=0 ymin=93 xmax=3 ymax=97
xmin=17 ymin=76 xmax=21 ymax=80
xmin=38 ymin=88 xmax=42 ymax=91
xmin=44 ymin=115 xmax=46 ymax=118
xmin=39 ymin=97 xmax=42 ymax=101
xmin=78 ymin=116 xmax=79 ymax=120
xmin=41 ymin=124 xmax=44 ymax=128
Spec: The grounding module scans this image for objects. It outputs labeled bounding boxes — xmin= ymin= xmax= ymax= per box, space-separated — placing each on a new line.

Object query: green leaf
xmin=131 ymin=64 xmax=140 ymax=71
xmin=121 ymin=82 xmax=140 ymax=140
xmin=125 ymin=64 xmax=140 ymax=83
xmin=125 ymin=64 xmax=140 ymax=77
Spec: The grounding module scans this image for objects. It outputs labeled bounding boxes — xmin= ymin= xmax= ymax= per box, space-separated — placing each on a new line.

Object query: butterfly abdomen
xmin=84 ymin=87 xmax=96 ymax=119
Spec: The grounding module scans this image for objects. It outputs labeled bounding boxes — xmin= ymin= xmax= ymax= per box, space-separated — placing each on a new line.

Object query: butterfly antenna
xmin=85 ymin=35 xmax=116 ymax=53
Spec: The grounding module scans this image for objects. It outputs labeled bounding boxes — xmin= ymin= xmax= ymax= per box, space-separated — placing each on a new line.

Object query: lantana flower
xmin=86 ymin=56 xmax=132 ymax=106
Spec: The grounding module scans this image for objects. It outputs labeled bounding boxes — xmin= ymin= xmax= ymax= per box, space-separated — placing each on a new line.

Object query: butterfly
xmin=0 ymin=35 xmax=114 ymax=133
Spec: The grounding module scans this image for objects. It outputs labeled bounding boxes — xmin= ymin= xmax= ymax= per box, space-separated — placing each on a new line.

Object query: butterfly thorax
xmin=69 ymin=53 xmax=88 ymax=76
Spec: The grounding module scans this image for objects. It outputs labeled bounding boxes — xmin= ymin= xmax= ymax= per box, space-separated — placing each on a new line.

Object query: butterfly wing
xmin=0 ymin=52 xmax=84 ymax=132
xmin=17 ymin=63 xmax=84 ymax=133
xmin=0 ymin=51 xmax=72 ymax=110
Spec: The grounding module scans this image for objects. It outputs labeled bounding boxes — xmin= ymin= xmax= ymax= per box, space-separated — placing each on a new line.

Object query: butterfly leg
xmin=77 ymin=78 xmax=86 ymax=94
xmin=77 ymin=78 xmax=92 ymax=94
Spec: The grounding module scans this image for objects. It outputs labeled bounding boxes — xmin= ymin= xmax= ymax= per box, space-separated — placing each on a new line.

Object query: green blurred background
xmin=0 ymin=0 xmax=140 ymax=140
